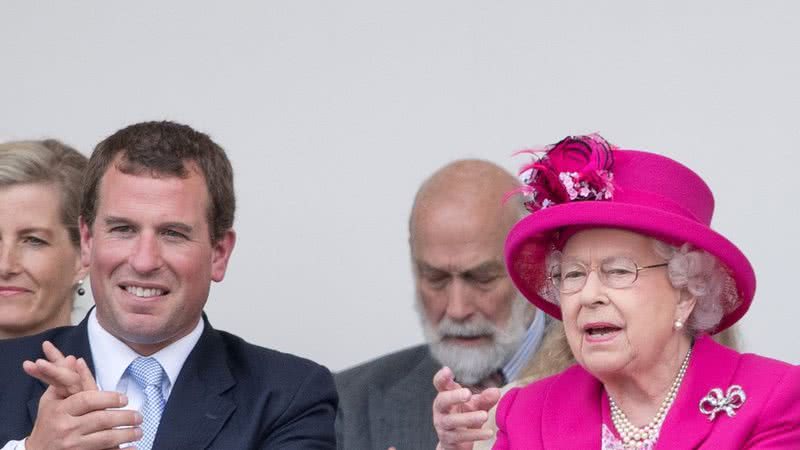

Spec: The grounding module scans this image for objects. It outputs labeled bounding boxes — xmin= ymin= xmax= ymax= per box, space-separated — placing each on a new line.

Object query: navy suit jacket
xmin=0 ymin=314 xmax=338 ymax=449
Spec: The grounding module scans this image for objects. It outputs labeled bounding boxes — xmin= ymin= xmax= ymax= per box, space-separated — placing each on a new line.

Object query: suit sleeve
xmin=334 ymin=398 xmax=346 ymax=450
xmin=260 ymin=364 xmax=339 ymax=450
xmin=744 ymin=365 xmax=800 ymax=449
xmin=492 ymin=387 xmax=520 ymax=450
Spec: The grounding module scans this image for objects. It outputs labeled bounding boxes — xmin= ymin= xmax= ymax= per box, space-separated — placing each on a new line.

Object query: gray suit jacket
xmin=335 ymin=345 xmax=440 ymax=450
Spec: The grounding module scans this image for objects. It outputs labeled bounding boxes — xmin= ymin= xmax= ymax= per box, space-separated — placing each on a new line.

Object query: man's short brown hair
xmin=80 ymin=121 xmax=235 ymax=242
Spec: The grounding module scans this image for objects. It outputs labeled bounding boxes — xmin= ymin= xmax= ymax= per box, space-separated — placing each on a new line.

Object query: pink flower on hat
xmin=514 ymin=134 xmax=616 ymax=212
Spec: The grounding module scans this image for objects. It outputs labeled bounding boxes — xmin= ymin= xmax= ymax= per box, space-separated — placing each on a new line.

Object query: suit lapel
xmin=24 ymin=313 xmax=236 ymax=449
xmin=657 ymin=335 xmax=739 ymax=449
xmin=536 ymin=337 xmax=740 ymax=449
xmin=541 ymin=365 xmax=603 ymax=448
xmin=27 ymin=317 xmax=95 ymax=423
xmin=152 ymin=318 xmax=236 ymax=449
xmin=374 ymin=350 xmax=440 ymax=450
xmin=366 ymin=384 xmax=387 ymax=449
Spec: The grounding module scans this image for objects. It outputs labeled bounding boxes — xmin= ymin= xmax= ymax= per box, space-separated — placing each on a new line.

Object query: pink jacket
xmin=495 ymin=336 xmax=800 ymax=449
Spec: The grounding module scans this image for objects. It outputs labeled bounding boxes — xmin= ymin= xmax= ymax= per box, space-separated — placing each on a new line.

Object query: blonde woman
xmin=0 ymin=139 xmax=89 ymax=338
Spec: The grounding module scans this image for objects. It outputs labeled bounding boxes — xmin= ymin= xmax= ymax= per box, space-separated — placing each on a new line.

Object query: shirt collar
xmin=87 ymin=308 xmax=204 ymax=393
xmin=502 ymin=308 xmax=547 ymax=382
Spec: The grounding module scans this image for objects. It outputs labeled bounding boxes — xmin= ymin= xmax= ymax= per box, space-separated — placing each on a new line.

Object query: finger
xmin=77 ymin=357 xmax=99 ymax=391
xmin=432 ymin=367 xmax=462 ymax=393
xmin=78 ymin=409 xmax=143 ymax=434
xmin=66 ymin=391 xmax=129 ymax=416
xmin=437 ymin=409 xmax=489 ymax=431
xmin=465 ymin=387 xmax=501 ymax=412
xmin=42 ymin=343 xmax=85 ymax=384
xmin=433 ymin=387 xmax=472 ymax=414
xmin=35 ymin=359 xmax=83 ymax=395
xmin=42 ymin=341 xmax=82 ymax=376
xmin=439 ymin=427 xmax=494 ymax=446
xmin=433 ymin=367 xmax=453 ymax=391
xmin=80 ymin=426 xmax=143 ymax=450
xmin=24 ymin=357 xmax=68 ymax=379
xmin=22 ymin=359 xmax=40 ymax=378
xmin=59 ymin=355 xmax=79 ymax=370
xmin=35 ymin=358 xmax=80 ymax=385
xmin=23 ymin=359 xmax=83 ymax=397
xmin=42 ymin=340 xmax=67 ymax=362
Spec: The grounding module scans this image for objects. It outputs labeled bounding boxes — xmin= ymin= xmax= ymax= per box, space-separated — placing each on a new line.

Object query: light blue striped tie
xmin=128 ymin=357 xmax=166 ymax=450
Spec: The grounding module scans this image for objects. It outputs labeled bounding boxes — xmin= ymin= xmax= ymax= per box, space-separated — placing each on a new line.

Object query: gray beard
xmin=417 ymin=294 xmax=534 ymax=386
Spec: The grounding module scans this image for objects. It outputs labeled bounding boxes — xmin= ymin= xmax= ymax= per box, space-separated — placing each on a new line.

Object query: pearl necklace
xmin=608 ymin=347 xmax=692 ymax=449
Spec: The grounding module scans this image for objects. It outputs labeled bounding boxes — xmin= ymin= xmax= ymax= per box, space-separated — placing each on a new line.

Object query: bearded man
xmin=335 ymin=160 xmax=569 ymax=450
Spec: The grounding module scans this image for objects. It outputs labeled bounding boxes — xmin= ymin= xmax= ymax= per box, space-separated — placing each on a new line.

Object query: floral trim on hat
xmin=510 ymin=134 xmax=616 ymax=212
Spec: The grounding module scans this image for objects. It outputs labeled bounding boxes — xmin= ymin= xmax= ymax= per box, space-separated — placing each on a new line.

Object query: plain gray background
xmin=2 ymin=1 xmax=798 ymax=370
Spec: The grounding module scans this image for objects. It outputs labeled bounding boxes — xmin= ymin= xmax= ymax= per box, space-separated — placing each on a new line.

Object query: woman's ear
xmin=72 ymin=245 xmax=90 ymax=285
xmin=675 ymin=289 xmax=697 ymax=327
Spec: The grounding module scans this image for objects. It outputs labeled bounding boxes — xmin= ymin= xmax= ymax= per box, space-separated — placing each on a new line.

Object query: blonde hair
xmin=0 ymin=140 xmax=87 ymax=247
xmin=517 ymin=319 xmax=575 ymax=382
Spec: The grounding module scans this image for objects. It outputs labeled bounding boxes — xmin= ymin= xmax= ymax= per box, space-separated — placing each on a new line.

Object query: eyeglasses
xmin=548 ymin=256 xmax=668 ymax=294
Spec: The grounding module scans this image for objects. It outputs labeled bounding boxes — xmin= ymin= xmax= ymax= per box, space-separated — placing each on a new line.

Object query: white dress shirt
xmin=87 ymin=308 xmax=203 ymax=410
xmin=2 ymin=309 xmax=204 ymax=450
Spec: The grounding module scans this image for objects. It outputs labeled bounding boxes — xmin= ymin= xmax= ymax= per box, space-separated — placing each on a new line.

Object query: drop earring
xmin=76 ymin=280 xmax=86 ymax=296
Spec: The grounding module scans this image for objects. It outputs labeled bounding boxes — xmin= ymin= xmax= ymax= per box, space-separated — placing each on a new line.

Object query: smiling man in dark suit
xmin=0 ymin=121 xmax=337 ymax=450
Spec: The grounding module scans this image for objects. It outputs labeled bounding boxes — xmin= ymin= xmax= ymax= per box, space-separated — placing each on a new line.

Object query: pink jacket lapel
xmin=535 ymin=336 xmax=741 ymax=449
xmin=540 ymin=365 xmax=604 ymax=448
xmin=656 ymin=335 xmax=739 ymax=449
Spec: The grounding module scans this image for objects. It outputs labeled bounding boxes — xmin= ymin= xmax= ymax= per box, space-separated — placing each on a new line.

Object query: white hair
xmin=653 ymin=241 xmax=740 ymax=335
xmin=417 ymin=293 xmax=535 ymax=385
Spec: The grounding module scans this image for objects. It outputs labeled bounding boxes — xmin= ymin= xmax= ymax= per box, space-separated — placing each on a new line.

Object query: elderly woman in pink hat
xmin=433 ymin=135 xmax=800 ymax=449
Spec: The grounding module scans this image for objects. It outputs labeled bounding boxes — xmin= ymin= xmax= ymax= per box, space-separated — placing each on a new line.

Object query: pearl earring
xmin=76 ymin=280 xmax=86 ymax=296
xmin=674 ymin=319 xmax=683 ymax=330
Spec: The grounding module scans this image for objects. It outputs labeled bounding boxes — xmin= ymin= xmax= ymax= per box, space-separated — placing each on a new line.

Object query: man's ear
xmin=79 ymin=216 xmax=93 ymax=268
xmin=210 ymin=229 xmax=236 ymax=282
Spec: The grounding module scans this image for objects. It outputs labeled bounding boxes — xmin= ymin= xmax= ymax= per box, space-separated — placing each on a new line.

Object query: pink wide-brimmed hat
xmin=504 ymin=134 xmax=755 ymax=334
